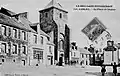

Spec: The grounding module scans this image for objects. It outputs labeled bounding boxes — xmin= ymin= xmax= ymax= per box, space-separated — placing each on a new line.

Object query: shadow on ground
xmin=86 ymin=72 xmax=120 ymax=76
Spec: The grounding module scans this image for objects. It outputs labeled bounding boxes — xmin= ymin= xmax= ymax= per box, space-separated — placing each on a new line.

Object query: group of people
xmin=101 ymin=62 xmax=117 ymax=76
xmin=69 ymin=60 xmax=79 ymax=65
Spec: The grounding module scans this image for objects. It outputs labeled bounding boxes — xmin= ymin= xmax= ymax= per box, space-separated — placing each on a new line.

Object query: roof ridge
xmin=45 ymin=0 xmax=62 ymax=9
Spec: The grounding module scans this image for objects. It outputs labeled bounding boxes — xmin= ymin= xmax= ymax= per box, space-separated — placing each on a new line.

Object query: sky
xmin=0 ymin=0 xmax=120 ymax=48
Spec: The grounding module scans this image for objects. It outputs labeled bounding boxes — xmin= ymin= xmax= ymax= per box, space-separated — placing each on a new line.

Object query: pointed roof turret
xmin=39 ymin=0 xmax=68 ymax=13
xmin=45 ymin=0 xmax=62 ymax=9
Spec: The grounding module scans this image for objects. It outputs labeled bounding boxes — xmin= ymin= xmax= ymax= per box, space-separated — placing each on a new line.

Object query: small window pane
xmin=1 ymin=43 xmax=6 ymax=53
xmin=13 ymin=29 xmax=17 ymax=38
xmin=60 ymin=13 xmax=62 ymax=18
xmin=13 ymin=44 xmax=17 ymax=54
xmin=41 ymin=36 xmax=43 ymax=44
xmin=45 ymin=13 xmax=48 ymax=17
xmin=22 ymin=31 xmax=26 ymax=40
xmin=34 ymin=35 xmax=37 ymax=44
xmin=2 ymin=26 xmax=6 ymax=36
xmin=22 ymin=46 xmax=26 ymax=54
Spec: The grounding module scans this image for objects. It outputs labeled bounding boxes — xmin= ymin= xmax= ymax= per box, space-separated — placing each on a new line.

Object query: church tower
xmin=39 ymin=0 xmax=70 ymax=64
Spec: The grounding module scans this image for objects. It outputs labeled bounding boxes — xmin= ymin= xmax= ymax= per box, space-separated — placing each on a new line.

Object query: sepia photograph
xmin=0 ymin=0 xmax=119 ymax=76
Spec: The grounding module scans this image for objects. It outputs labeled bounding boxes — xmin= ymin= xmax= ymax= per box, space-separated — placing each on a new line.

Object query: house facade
xmin=0 ymin=8 xmax=35 ymax=65
xmin=28 ymin=23 xmax=54 ymax=66
xmin=0 ymin=7 xmax=55 ymax=66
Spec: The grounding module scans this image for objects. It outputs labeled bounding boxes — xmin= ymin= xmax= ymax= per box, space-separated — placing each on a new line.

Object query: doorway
xmin=22 ymin=60 xmax=25 ymax=66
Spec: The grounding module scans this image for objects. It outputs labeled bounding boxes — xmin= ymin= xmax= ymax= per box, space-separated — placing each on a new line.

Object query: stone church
xmin=39 ymin=0 xmax=70 ymax=64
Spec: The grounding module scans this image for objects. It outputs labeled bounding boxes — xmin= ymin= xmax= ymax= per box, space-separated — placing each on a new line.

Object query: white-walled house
xmin=28 ymin=23 xmax=54 ymax=66
xmin=70 ymin=46 xmax=79 ymax=64
xmin=79 ymin=48 xmax=91 ymax=66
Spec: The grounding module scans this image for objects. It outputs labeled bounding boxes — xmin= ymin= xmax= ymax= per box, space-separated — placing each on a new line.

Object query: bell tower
xmin=39 ymin=0 xmax=70 ymax=64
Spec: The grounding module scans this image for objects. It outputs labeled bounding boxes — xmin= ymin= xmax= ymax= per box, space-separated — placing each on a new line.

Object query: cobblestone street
xmin=0 ymin=63 xmax=120 ymax=76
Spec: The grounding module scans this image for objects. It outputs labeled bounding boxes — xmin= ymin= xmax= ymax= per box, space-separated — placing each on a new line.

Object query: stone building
xmin=39 ymin=0 xmax=70 ymax=64
xmin=0 ymin=7 xmax=35 ymax=65
xmin=28 ymin=23 xmax=54 ymax=66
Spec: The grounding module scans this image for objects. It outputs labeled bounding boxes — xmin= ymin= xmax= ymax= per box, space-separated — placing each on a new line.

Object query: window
xmin=60 ymin=13 xmax=62 ymax=18
xmin=82 ymin=60 xmax=84 ymax=64
xmin=22 ymin=46 xmax=26 ymax=54
xmin=72 ymin=46 xmax=74 ymax=50
xmin=18 ymin=30 xmax=21 ymax=39
xmin=86 ymin=55 xmax=87 ymax=58
xmin=18 ymin=44 xmax=21 ymax=54
xmin=33 ymin=50 xmax=37 ymax=59
xmin=49 ymin=46 xmax=52 ymax=54
xmin=2 ymin=26 xmax=6 ymax=36
xmin=41 ymin=36 xmax=43 ymax=44
xmin=86 ymin=61 xmax=88 ymax=65
xmin=40 ymin=51 xmax=43 ymax=59
xmin=33 ymin=50 xmax=43 ymax=59
xmin=13 ymin=44 xmax=17 ymax=54
xmin=1 ymin=43 xmax=6 ymax=53
xmin=2 ymin=59 xmax=4 ymax=62
xmin=82 ymin=54 xmax=84 ymax=58
xmin=60 ymin=40 xmax=63 ymax=49
xmin=34 ymin=35 xmax=37 ymax=44
xmin=13 ymin=29 xmax=17 ymax=38
xmin=22 ymin=31 xmax=26 ymax=40
xmin=74 ymin=52 xmax=75 ymax=56
xmin=75 ymin=46 xmax=77 ymax=50
xmin=45 ymin=12 xmax=48 ymax=17
xmin=8 ymin=27 xmax=11 ymax=36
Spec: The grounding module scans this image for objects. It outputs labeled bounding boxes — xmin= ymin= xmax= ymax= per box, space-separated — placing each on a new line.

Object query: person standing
xmin=113 ymin=62 xmax=117 ymax=76
xmin=101 ymin=66 xmax=106 ymax=76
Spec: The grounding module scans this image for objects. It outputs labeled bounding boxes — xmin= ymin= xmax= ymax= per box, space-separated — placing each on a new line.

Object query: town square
xmin=0 ymin=0 xmax=120 ymax=76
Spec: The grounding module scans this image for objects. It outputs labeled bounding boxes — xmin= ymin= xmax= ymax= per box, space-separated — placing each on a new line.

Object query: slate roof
xmin=0 ymin=7 xmax=36 ymax=33
xmin=32 ymin=23 xmax=50 ymax=37
xmin=17 ymin=14 xmax=36 ymax=33
xmin=79 ymin=48 xmax=91 ymax=54
xmin=39 ymin=0 xmax=68 ymax=13
xmin=45 ymin=0 xmax=62 ymax=9
xmin=0 ymin=7 xmax=16 ymax=16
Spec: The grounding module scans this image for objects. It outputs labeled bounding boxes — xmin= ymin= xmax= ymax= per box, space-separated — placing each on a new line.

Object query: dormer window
xmin=60 ymin=13 xmax=62 ymax=18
